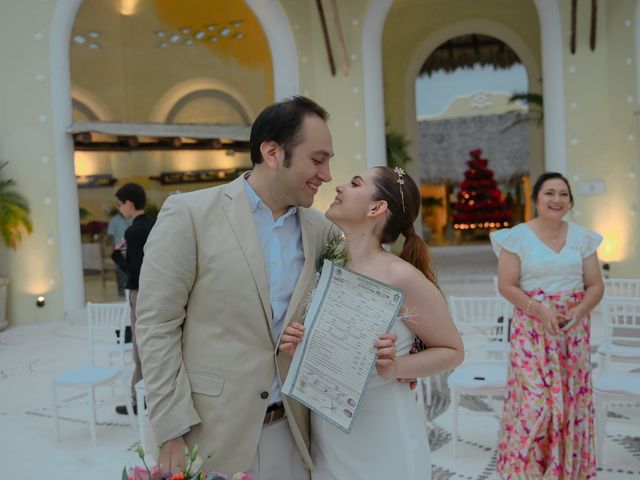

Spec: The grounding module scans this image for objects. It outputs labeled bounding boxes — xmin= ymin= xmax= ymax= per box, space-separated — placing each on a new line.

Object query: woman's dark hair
xmin=371 ymin=167 xmax=438 ymax=288
xmin=249 ymin=96 xmax=329 ymax=167
xmin=531 ymin=172 xmax=574 ymax=209
xmin=115 ymin=183 xmax=146 ymax=210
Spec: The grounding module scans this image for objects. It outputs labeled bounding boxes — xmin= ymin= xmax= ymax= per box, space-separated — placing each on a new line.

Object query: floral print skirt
xmin=496 ymin=289 xmax=596 ymax=479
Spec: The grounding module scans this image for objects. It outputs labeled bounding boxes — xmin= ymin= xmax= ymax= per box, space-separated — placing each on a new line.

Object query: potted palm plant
xmin=0 ymin=161 xmax=32 ymax=330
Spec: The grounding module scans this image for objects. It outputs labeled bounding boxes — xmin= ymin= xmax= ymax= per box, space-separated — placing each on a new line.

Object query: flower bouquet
xmin=316 ymin=232 xmax=347 ymax=273
xmin=123 ymin=443 xmax=252 ymax=480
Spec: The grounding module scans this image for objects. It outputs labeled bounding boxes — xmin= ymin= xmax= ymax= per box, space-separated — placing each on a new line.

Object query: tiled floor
xmin=1 ymin=245 xmax=638 ymax=479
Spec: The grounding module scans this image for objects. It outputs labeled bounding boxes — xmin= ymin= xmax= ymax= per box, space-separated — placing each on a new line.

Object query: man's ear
xmin=259 ymin=141 xmax=282 ymax=169
xmin=367 ymin=200 xmax=388 ymax=218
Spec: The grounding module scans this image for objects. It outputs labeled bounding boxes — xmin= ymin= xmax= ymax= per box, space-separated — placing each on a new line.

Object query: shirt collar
xmin=243 ymin=173 xmax=298 ymax=219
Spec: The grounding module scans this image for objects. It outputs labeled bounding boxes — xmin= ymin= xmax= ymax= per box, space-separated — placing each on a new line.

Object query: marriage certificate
xmin=282 ymin=259 xmax=405 ymax=433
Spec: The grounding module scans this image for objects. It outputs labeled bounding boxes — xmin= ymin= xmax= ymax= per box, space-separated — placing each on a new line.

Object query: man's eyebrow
xmin=311 ymin=149 xmax=333 ymax=158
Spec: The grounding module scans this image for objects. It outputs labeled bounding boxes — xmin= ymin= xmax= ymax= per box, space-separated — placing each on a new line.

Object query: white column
xmin=49 ymin=0 xmax=85 ymax=319
xmin=533 ymin=0 xmax=567 ymax=173
xmin=244 ymin=0 xmax=299 ymax=100
xmin=636 ymin=1 xmax=640 ymax=123
xmin=362 ymin=0 xmax=394 ymax=168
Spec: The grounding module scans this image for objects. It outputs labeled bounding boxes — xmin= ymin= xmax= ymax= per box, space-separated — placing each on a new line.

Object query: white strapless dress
xmin=310 ymin=316 xmax=431 ymax=479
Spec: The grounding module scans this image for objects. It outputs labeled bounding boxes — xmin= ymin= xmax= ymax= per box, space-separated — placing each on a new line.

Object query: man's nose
xmin=319 ymin=163 xmax=332 ymax=183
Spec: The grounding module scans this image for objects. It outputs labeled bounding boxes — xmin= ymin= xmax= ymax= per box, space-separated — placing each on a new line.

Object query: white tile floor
xmin=0 ymin=245 xmax=638 ymax=479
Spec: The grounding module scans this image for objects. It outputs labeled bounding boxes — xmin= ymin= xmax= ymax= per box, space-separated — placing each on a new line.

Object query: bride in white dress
xmin=280 ymin=166 xmax=464 ymax=479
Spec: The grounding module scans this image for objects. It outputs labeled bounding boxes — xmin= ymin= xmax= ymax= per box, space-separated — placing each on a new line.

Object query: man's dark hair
xmin=115 ymin=183 xmax=146 ymax=210
xmin=249 ymin=96 xmax=329 ymax=167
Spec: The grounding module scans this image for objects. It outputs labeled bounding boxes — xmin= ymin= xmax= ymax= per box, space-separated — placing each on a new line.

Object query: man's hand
xmin=374 ymin=333 xmax=397 ymax=378
xmin=397 ymin=344 xmax=418 ymax=390
xmin=158 ymin=436 xmax=189 ymax=474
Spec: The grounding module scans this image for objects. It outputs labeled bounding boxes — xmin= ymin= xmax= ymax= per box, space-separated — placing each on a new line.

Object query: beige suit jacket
xmin=135 ymin=175 xmax=336 ymax=473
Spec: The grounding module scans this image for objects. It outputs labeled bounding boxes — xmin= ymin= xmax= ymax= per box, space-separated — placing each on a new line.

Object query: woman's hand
xmin=279 ymin=322 xmax=304 ymax=356
xmin=560 ymin=304 xmax=585 ymax=332
xmin=374 ymin=333 xmax=398 ymax=379
xmin=537 ymin=303 xmax=562 ymax=336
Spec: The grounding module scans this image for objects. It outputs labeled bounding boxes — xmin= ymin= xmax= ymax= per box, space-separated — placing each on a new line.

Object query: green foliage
xmin=506 ymin=91 xmax=544 ymax=129
xmin=385 ymin=131 xmax=411 ymax=169
xmin=0 ymin=162 xmax=32 ymax=249
xmin=317 ymin=232 xmax=347 ymax=272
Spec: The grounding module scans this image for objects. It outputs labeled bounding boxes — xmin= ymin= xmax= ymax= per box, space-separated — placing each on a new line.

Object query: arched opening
xmin=51 ymin=0 xmax=298 ymax=315
xmin=415 ymin=34 xmax=535 ymax=246
xmin=69 ymin=0 xmax=274 ymax=302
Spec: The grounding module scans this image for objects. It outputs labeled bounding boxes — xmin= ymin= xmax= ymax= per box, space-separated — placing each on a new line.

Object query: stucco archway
xmin=49 ymin=0 xmax=298 ymax=317
xmin=402 ymin=19 xmax=543 ymax=181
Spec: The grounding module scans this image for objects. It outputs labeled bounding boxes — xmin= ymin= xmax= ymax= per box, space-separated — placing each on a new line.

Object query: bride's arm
xmin=377 ymin=267 xmax=464 ymax=380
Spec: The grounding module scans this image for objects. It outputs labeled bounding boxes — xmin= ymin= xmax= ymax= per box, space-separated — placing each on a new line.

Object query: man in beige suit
xmin=135 ymin=96 xmax=337 ymax=478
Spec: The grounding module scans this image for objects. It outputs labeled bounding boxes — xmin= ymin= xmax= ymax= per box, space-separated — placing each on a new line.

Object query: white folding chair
xmin=51 ymin=302 xmax=134 ymax=445
xmin=604 ymin=278 xmax=640 ymax=299
xmin=447 ymin=296 xmax=511 ymax=457
xmin=594 ymin=298 xmax=640 ymax=465
xmin=597 ymin=279 xmax=640 ymax=371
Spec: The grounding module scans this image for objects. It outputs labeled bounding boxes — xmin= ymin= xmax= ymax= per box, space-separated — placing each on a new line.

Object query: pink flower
xmin=129 ymin=464 xmax=163 ymax=480
xmin=232 ymin=474 xmax=253 ymax=480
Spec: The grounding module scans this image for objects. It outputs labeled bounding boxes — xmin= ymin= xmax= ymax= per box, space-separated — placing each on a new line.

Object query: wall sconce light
xmin=36 ymin=296 xmax=46 ymax=308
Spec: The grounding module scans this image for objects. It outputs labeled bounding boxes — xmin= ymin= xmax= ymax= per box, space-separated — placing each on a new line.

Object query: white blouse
xmin=490 ymin=222 xmax=603 ymax=293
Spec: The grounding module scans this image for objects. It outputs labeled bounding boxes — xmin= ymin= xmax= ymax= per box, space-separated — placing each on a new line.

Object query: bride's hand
xmin=374 ymin=333 xmax=397 ymax=379
xmin=279 ymin=322 xmax=305 ymax=356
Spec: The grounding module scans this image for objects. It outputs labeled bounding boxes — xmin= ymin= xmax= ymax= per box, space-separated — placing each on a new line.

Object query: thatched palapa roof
xmin=419 ymin=34 xmax=521 ymax=77
xmin=418 ymin=111 xmax=530 ymax=184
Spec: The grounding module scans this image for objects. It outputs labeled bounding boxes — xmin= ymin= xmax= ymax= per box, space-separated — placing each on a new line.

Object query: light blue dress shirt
xmin=244 ymin=177 xmax=305 ymax=404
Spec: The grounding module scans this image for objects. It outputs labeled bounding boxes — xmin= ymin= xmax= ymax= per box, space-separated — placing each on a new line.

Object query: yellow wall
xmin=71 ymin=0 xmax=273 ymax=122
xmin=559 ymin=0 xmax=639 ymax=277
xmin=382 ymin=0 xmax=542 ymax=132
xmin=2 ymin=0 xmax=639 ymax=326
xmin=0 ymin=1 xmax=63 ymax=323
xmin=281 ymin=0 xmax=370 ymax=211
xmin=381 ymin=0 xmax=545 ymax=212
xmin=0 ymin=0 xmax=374 ymax=326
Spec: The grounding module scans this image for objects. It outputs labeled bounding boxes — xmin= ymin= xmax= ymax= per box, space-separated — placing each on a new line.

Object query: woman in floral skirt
xmin=491 ymin=172 xmax=604 ymax=479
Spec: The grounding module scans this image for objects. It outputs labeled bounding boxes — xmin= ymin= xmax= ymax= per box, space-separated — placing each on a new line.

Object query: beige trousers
xmin=129 ymin=289 xmax=142 ymax=403
xmin=248 ymin=418 xmax=310 ymax=480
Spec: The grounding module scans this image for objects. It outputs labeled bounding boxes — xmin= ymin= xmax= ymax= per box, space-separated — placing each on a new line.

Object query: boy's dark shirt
xmin=111 ymin=214 xmax=155 ymax=290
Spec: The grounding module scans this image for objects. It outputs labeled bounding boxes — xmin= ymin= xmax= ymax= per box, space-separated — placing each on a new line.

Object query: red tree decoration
xmin=452 ymin=149 xmax=513 ymax=231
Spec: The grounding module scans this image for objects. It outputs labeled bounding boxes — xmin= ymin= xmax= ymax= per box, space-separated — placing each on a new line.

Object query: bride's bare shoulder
xmin=384 ymin=255 xmax=430 ymax=288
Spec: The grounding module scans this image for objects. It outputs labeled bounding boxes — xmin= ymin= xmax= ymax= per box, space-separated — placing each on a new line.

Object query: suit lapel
xmin=282 ymin=208 xmax=319 ymax=330
xmin=222 ymin=177 xmax=272 ymax=331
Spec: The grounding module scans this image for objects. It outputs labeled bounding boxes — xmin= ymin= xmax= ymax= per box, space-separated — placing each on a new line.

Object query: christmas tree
xmin=452 ymin=149 xmax=513 ymax=231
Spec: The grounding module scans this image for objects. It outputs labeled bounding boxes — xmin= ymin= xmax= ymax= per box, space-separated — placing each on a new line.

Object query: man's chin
xmin=298 ymin=194 xmax=315 ymax=208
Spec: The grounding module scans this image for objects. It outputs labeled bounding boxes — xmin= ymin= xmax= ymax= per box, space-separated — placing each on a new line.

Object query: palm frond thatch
xmin=0 ymin=162 xmax=32 ymax=248
xmin=419 ymin=34 xmax=521 ymax=77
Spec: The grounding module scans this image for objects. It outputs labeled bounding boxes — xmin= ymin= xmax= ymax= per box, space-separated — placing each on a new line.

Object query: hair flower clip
xmin=393 ymin=166 xmax=406 ymax=212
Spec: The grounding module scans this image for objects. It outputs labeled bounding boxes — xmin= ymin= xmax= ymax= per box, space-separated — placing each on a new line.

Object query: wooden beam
xmin=570 ymin=0 xmax=577 ymax=54
xmin=73 ymin=132 xmax=92 ymax=143
xmin=316 ymin=0 xmax=336 ymax=76
xmin=590 ymin=0 xmax=598 ymax=51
